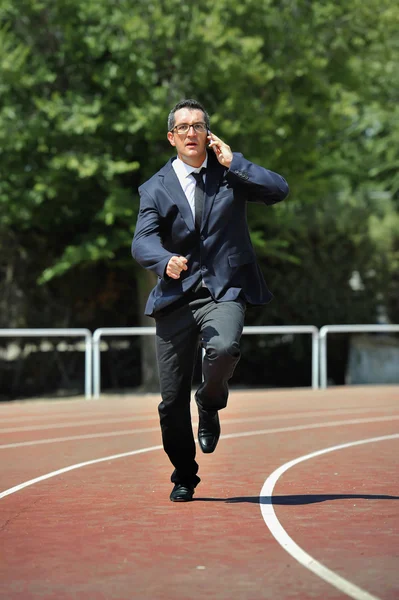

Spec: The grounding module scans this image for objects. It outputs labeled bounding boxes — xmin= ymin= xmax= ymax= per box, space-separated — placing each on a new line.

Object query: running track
xmin=0 ymin=386 xmax=398 ymax=599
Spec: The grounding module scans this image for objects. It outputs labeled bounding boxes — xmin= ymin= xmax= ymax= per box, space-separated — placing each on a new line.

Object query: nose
xmin=187 ymin=125 xmax=198 ymax=135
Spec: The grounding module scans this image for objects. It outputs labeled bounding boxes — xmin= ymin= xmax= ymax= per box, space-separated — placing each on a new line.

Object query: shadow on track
xmin=194 ymin=494 xmax=399 ymax=504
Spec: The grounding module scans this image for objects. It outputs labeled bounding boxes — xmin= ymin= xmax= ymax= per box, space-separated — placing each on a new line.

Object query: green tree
xmin=1 ymin=0 xmax=398 ymax=391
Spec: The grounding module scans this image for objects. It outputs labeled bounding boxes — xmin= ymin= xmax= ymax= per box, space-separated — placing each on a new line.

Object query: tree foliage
xmin=0 ymin=0 xmax=398 ymax=391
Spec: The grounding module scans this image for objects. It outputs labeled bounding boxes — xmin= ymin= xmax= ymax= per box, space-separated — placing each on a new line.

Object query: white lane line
xmin=0 ymin=406 xmax=361 ymax=425
xmin=0 ymin=444 xmax=164 ymax=499
xmin=1 ymin=421 xmax=398 ymax=502
xmin=260 ymin=433 xmax=399 ymax=600
xmin=0 ymin=405 xmax=382 ymax=425
xmin=1 ymin=414 xmax=399 ymax=450
xmin=0 ymin=412 xmax=154 ymax=423
xmin=0 ymin=428 xmax=160 ymax=449
xmin=220 ymin=415 xmax=399 ymax=440
xmin=2 ymin=407 xmax=398 ymax=434
xmin=0 ymin=416 xmax=157 ymax=433
xmin=220 ymin=407 xmax=398 ymax=425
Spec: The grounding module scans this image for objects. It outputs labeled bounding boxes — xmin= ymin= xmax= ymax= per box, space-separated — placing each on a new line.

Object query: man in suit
xmin=132 ymin=99 xmax=289 ymax=502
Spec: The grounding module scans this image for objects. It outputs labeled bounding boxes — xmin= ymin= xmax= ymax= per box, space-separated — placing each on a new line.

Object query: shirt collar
xmin=174 ymin=155 xmax=208 ymax=179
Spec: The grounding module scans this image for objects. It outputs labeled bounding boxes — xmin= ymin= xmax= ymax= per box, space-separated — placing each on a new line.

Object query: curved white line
xmin=0 ymin=428 xmax=160 ymax=449
xmin=1 ymin=427 xmax=397 ymax=598
xmin=0 ymin=445 xmax=163 ymax=500
xmin=2 ymin=414 xmax=398 ymax=450
xmin=260 ymin=433 xmax=399 ymax=600
xmin=1 ymin=422 xmax=398 ymax=502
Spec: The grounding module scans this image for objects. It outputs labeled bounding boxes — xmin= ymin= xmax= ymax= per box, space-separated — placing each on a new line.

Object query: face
xmin=167 ymin=108 xmax=208 ymax=167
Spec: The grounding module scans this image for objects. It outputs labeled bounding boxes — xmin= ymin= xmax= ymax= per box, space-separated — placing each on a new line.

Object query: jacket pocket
xmin=228 ymin=250 xmax=255 ymax=268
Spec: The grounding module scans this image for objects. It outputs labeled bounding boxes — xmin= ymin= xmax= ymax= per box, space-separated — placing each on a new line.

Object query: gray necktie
xmin=192 ymin=167 xmax=206 ymax=232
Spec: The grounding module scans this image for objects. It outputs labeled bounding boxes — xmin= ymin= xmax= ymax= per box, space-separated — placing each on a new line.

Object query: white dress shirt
xmin=172 ymin=155 xmax=208 ymax=221
xmin=172 ymin=155 xmax=208 ymax=288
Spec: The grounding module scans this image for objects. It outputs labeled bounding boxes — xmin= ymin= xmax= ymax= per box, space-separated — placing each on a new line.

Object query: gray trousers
xmin=155 ymin=288 xmax=246 ymax=486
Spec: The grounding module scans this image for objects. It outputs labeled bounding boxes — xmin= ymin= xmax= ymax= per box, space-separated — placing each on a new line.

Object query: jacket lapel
xmin=160 ymin=161 xmax=196 ymax=233
xmin=159 ymin=153 xmax=225 ymax=234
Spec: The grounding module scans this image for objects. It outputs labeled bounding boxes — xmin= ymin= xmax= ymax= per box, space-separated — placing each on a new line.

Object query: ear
xmin=167 ymin=131 xmax=176 ymax=147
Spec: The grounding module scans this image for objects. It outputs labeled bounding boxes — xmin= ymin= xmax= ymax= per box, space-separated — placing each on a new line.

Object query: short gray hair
xmin=167 ymin=99 xmax=210 ymax=131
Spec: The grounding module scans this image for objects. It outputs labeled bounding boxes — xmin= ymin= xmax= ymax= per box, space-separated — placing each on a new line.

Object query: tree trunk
xmin=137 ymin=269 xmax=159 ymax=392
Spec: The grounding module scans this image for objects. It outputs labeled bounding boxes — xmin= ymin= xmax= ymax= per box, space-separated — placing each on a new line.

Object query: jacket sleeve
xmin=227 ymin=153 xmax=289 ymax=205
xmin=131 ymin=189 xmax=176 ymax=278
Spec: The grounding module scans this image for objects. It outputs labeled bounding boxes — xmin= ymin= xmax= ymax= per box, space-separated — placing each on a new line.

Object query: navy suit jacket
xmin=132 ymin=150 xmax=289 ymax=317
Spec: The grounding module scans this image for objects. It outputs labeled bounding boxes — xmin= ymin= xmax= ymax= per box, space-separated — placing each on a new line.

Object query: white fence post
xmin=0 ymin=329 xmax=93 ymax=399
xmin=242 ymin=326 xmax=319 ymax=390
xmin=92 ymin=325 xmax=319 ymax=398
xmin=92 ymin=327 xmax=156 ymax=399
xmin=319 ymin=324 xmax=399 ymax=389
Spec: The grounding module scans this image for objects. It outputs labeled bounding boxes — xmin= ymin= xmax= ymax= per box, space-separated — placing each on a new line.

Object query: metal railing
xmin=2 ymin=324 xmax=397 ymax=398
xmin=92 ymin=327 xmax=155 ymax=400
xmin=319 ymin=324 xmax=399 ymax=389
xmin=92 ymin=325 xmax=319 ymax=399
xmin=0 ymin=328 xmax=93 ymax=399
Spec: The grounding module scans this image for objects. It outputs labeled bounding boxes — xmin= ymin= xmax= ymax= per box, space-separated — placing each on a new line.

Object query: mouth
xmin=186 ymin=142 xmax=198 ymax=149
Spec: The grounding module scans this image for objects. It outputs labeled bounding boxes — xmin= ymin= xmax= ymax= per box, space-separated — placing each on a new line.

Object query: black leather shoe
xmin=198 ymin=410 xmax=220 ymax=454
xmin=170 ymin=483 xmax=195 ymax=502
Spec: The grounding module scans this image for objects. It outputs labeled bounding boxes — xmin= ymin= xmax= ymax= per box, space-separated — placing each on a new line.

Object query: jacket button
xmin=201 ymin=265 xmax=206 ymax=271
xmin=200 ymin=235 xmax=205 ymax=241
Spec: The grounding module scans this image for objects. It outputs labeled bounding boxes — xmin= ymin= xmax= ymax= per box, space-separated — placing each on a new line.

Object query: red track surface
xmin=0 ymin=386 xmax=398 ymax=600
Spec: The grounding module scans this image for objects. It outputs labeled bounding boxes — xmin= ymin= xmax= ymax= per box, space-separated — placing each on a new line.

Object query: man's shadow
xmin=194 ymin=494 xmax=399 ymax=504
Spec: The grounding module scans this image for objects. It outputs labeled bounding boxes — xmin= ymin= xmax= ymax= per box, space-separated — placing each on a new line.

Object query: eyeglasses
xmin=170 ymin=122 xmax=207 ymax=135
